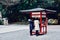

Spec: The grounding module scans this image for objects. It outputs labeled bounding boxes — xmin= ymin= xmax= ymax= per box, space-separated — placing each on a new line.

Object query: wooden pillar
xmin=40 ymin=12 xmax=42 ymax=34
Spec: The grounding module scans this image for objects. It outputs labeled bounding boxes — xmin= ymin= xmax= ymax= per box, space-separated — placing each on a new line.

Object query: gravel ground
xmin=0 ymin=25 xmax=60 ymax=40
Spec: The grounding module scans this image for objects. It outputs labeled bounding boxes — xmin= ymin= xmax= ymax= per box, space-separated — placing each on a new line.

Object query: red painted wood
xmin=30 ymin=11 xmax=47 ymax=35
xmin=30 ymin=12 xmax=32 ymax=18
xmin=40 ymin=12 xmax=42 ymax=33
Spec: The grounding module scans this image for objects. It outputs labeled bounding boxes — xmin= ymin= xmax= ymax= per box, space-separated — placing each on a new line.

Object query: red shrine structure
xmin=20 ymin=8 xmax=56 ymax=36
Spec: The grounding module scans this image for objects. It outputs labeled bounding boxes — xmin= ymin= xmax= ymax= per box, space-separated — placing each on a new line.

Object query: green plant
xmin=0 ymin=20 xmax=3 ymax=25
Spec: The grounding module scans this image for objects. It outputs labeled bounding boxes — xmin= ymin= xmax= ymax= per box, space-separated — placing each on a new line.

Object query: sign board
xmin=32 ymin=12 xmax=40 ymax=18
xmin=32 ymin=12 xmax=46 ymax=18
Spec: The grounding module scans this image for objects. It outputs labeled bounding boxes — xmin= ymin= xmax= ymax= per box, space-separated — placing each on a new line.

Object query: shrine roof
xmin=20 ymin=8 xmax=56 ymax=12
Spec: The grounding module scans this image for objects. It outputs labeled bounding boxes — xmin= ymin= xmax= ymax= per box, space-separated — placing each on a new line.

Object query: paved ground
xmin=0 ymin=25 xmax=60 ymax=40
xmin=0 ymin=25 xmax=29 ymax=33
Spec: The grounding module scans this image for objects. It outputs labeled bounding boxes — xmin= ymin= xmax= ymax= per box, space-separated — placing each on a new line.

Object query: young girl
xmin=34 ymin=18 xmax=40 ymax=35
